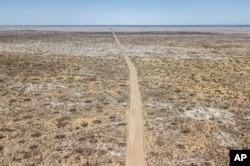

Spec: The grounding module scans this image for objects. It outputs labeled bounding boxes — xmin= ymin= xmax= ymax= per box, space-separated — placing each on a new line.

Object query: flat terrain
xmin=112 ymin=30 xmax=145 ymax=166
xmin=118 ymin=32 xmax=250 ymax=165
xmin=0 ymin=32 xmax=129 ymax=165
xmin=0 ymin=29 xmax=250 ymax=166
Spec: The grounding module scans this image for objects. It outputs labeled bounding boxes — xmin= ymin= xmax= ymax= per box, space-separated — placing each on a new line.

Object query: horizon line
xmin=1 ymin=25 xmax=250 ymax=27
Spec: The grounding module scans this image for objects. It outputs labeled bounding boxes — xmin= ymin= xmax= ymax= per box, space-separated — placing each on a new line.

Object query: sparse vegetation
xmin=119 ymin=32 xmax=250 ymax=166
xmin=81 ymin=122 xmax=88 ymax=127
xmin=0 ymin=31 xmax=128 ymax=165
xmin=0 ymin=30 xmax=249 ymax=166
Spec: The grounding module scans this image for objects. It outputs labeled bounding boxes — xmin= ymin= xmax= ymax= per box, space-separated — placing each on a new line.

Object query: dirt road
xmin=111 ymin=29 xmax=145 ymax=166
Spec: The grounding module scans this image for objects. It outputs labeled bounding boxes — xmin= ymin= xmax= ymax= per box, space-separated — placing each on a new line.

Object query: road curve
xmin=111 ymin=29 xmax=145 ymax=166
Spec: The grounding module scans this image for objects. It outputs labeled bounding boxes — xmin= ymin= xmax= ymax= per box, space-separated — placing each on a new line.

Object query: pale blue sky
xmin=0 ymin=0 xmax=250 ymax=25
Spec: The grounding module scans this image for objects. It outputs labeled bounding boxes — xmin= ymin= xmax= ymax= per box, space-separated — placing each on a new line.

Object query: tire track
xmin=111 ymin=29 xmax=145 ymax=166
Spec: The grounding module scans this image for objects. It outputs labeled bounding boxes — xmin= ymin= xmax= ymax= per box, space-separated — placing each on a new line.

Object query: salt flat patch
xmin=146 ymin=102 xmax=174 ymax=109
xmin=244 ymin=116 xmax=250 ymax=120
xmin=124 ymin=44 xmax=228 ymax=60
xmin=43 ymin=98 xmax=92 ymax=109
xmin=0 ymin=42 xmax=120 ymax=57
xmin=97 ymin=143 xmax=125 ymax=158
xmin=10 ymin=82 xmax=85 ymax=97
xmin=24 ymin=82 xmax=67 ymax=92
xmin=213 ymin=130 xmax=237 ymax=147
xmin=184 ymin=107 xmax=235 ymax=125
xmin=1 ymin=26 xmax=250 ymax=34
xmin=62 ymin=69 xmax=90 ymax=76
xmin=126 ymin=45 xmax=164 ymax=55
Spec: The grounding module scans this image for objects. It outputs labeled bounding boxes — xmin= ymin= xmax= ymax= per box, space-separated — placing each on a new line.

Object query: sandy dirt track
xmin=1 ymin=29 xmax=249 ymax=166
xmin=111 ymin=29 xmax=145 ymax=166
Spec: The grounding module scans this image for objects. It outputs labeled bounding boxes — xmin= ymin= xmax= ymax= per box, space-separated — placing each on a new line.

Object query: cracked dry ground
xmin=118 ymin=32 xmax=250 ymax=166
xmin=0 ymin=32 xmax=129 ymax=165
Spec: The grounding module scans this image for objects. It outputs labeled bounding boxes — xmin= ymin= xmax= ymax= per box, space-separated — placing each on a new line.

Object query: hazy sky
xmin=0 ymin=0 xmax=250 ymax=25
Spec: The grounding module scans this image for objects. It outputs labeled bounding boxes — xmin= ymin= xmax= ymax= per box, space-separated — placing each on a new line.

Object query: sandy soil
xmin=0 ymin=29 xmax=249 ymax=166
xmin=0 ymin=32 xmax=129 ymax=166
xmin=118 ymin=32 xmax=250 ymax=165
xmin=112 ymin=30 xmax=145 ymax=166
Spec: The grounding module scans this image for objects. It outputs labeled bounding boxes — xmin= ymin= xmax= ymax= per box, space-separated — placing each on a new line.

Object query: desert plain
xmin=0 ymin=27 xmax=249 ymax=166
